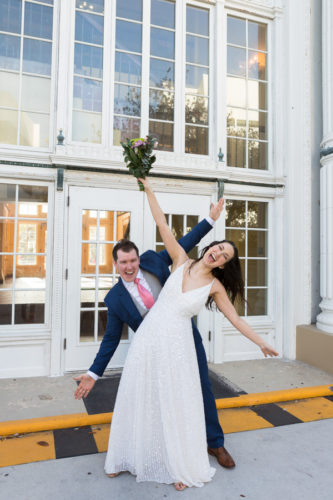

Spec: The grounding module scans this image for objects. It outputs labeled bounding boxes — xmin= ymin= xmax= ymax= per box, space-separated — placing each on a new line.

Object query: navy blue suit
xmin=89 ymin=219 xmax=224 ymax=448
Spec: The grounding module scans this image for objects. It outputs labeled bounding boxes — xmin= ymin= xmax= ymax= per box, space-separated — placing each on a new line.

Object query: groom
xmin=74 ymin=201 xmax=235 ymax=468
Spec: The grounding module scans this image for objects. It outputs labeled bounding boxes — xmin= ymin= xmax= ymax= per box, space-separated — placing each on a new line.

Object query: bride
xmin=104 ymin=178 xmax=278 ymax=490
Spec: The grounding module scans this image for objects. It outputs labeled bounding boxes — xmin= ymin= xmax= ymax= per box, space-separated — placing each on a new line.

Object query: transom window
xmin=0 ymin=0 xmax=54 ymax=147
xmin=225 ymin=199 xmax=268 ymax=316
xmin=0 ymin=182 xmax=48 ymax=325
xmin=226 ymin=16 xmax=268 ymax=170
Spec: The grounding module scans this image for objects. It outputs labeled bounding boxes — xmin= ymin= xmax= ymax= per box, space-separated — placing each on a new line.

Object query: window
xmin=80 ymin=209 xmax=130 ymax=342
xmin=225 ymin=199 xmax=268 ymax=316
xmin=226 ymin=16 xmax=268 ymax=169
xmin=0 ymin=0 xmax=54 ymax=147
xmin=185 ymin=4 xmax=209 ymax=155
xmin=0 ymin=182 xmax=48 ymax=325
xmin=72 ymin=0 xmax=104 ymax=143
xmin=113 ymin=0 xmax=142 ymax=145
xmin=155 ymin=213 xmax=199 ymax=259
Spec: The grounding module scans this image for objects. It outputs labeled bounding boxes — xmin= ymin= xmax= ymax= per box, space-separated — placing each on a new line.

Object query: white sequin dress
xmin=104 ymin=262 xmax=216 ymax=487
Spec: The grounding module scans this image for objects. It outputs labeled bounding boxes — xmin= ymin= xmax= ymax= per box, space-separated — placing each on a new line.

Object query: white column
xmin=317 ymin=0 xmax=333 ymax=334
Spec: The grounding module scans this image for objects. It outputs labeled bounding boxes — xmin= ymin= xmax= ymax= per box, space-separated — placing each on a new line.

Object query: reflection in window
xmin=0 ymin=182 xmax=48 ymax=325
xmin=227 ymin=16 xmax=268 ymax=170
xmin=0 ymin=0 xmax=54 ymax=147
xmin=185 ymin=5 xmax=209 ymax=155
xmin=225 ymin=199 xmax=268 ymax=316
xmin=113 ymin=1 xmax=142 ymax=145
xmin=80 ymin=209 xmax=131 ymax=342
xmin=73 ymin=1 xmax=104 ymax=143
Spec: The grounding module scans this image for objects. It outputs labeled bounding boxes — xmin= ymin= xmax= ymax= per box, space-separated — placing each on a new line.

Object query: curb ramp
xmin=1 ymin=385 xmax=333 ymax=468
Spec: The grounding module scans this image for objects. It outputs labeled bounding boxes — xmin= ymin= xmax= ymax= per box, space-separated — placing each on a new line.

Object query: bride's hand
xmin=138 ymin=177 xmax=150 ymax=190
xmin=260 ymin=342 xmax=279 ymax=358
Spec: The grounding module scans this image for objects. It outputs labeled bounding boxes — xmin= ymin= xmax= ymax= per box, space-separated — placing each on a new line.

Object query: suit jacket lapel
xmin=117 ymin=279 xmax=142 ymax=325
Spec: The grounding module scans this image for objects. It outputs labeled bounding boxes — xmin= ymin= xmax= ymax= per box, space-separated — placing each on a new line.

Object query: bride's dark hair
xmin=189 ymin=240 xmax=245 ymax=310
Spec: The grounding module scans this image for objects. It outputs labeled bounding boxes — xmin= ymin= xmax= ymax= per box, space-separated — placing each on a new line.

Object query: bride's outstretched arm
xmin=139 ymin=178 xmax=187 ymax=265
xmin=212 ymin=282 xmax=279 ymax=358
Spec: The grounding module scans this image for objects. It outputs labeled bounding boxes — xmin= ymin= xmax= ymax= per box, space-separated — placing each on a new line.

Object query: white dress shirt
xmin=87 ymin=216 xmax=215 ymax=380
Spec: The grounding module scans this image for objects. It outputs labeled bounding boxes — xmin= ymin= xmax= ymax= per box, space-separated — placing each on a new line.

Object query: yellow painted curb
xmin=0 ymin=385 xmax=332 ymax=437
xmin=216 ymin=384 xmax=333 ymax=409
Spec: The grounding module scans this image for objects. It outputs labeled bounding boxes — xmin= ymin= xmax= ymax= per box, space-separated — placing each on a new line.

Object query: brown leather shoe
xmin=207 ymin=446 xmax=236 ymax=468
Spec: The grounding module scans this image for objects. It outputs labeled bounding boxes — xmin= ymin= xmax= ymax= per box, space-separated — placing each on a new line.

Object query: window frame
xmin=0 ymin=178 xmax=54 ymax=334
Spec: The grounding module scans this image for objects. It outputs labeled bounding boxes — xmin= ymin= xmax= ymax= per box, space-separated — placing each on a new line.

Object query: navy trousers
xmin=192 ymin=322 xmax=224 ymax=448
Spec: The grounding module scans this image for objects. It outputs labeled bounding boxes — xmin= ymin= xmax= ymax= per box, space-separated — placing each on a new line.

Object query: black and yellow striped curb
xmin=1 ymin=386 xmax=333 ymax=468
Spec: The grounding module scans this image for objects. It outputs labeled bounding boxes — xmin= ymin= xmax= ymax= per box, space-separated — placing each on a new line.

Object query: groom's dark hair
xmin=113 ymin=239 xmax=139 ymax=261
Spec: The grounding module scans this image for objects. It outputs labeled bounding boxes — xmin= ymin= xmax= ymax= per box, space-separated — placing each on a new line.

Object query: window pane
xmin=21 ymin=75 xmax=50 ymax=113
xmin=113 ymin=116 xmax=140 ymax=145
xmin=247 ymin=288 xmax=266 ymax=315
xmin=17 ymin=222 xmax=36 ymax=254
xmin=0 ymin=220 xmax=15 ymax=252
xmin=73 ymin=77 xmax=102 ymax=112
xmin=248 ymin=21 xmax=267 ymax=51
xmin=0 ymin=34 xmax=20 ymax=70
xmin=98 ymin=309 xmax=107 ymax=340
xmin=24 ymin=2 xmax=53 ymax=40
xmin=227 ymin=46 xmax=246 ymax=76
xmin=185 ymin=65 xmax=208 ymax=94
xmin=185 ymin=126 xmax=208 ymax=155
xmin=227 ymin=77 xmax=246 ymax=107
xmin=82 ymin=243 xmax=96 ymax=273
xmin=0 ymin=108 xmax=18 ymax=144
xmin=248 ymin=81 xmax=267 ymax=110
xmin=114 ymin=83 xmax=141 ymax=116
xmin=0 ymin=183 xmax=16 ymax=216
xmin=75 ymin=12 xmax=104 ymax=45
xmin=248 ymin=51 xmax=266 ymax=80
xmin=0 ymin=0 xmax=22 ymax=34
xmin=98 ymin=244 xmax=114 ymax=273
xmin=116 ymin=0 xmax=142 ymax=21
xmin=150 ymin=58 xmax=174 ymax=89
xmin=72 ymin=110 xmax=102 ymax=143
xmin=248 ymin=202 xmax=267 ymax=228
xmin=116 ymin=211 xmax=130 ymax=240
xmin=18 ymin=184 xmax=47 ymax=203
xmin=23 ymin=38 xmax=52 ymax=75
xmin=186 ymin=35 xmax=209 ymax=65
xmin=74 ymin=43 xmax=103 ymax=79
xmin=151 ymin=0 xmax=175 ymax=29
xmin=0 ymin=71 xmax=19 ymax=107
xmin=227 ymin=17 xmax=245 ymax=46
xmin=225 ymin=200 xmax=246 ymax=227
xmin=186 ymin=215 xmax=199 ymax=232
xmin=150 ymin=28 xmax=174 ymax=59
xmin=248 ymin=110 xmax=267 ymax=140
xmin=227 ymin=108 xmax=246 ymax=137
xmin=225 ymin=229 xmax=245 ymax=257
xmin=248 ymin=259 xmax=267 ymax=286
xmin=19 ymin=111 xmax=49 ymax=147
xmin=76 ymin=0 xmax=104 ymax=14
xmin=171 ymin=214 xmax=183 ymax=240
xmin=185 ymin=96 xmax=208 ymax=125
xmin=0 ymin=292 xmax=11 ymax=324
xmin=186 ymin=6 xmax=209 ymax=36
xmin=248 ymin=140 xmax=267 ymax=170
xmin=14 ymin=290 xmax=45 ymax=324
xmin=248 ymin=230 xmax=267 ymax=257
xmin=116 ymin=20 xmax=141 ymax=52
xmin=115 ymin=52 xmax=141 ymax=85
xmin=0 ymin=255 xmax=13 ymax=288
xmin=149 ymin=120 xmax=173 ymax=151
xmin=227 ymin=137 xmax=246 ymax=168
xmin=80 ymin=277 xmax=96 ymax=308
xmin=149 ymin=89 xmax=174 ymax=121
xmin=80 ymin=310 xmax=94 ymax=342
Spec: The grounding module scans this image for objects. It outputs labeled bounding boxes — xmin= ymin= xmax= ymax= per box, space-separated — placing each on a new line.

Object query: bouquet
xmin=121 ymin=135 xmax=158 ymax=191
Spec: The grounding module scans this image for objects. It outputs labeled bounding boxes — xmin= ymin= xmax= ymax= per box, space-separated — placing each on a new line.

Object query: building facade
xmin=0 ymin=0 xmax=330 ymax=378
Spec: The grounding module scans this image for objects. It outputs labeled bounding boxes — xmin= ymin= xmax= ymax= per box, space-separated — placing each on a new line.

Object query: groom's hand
xmin=73 ymin=374 xmax=96 ymax=399
xmin=209 ymin=198 xmax=225 ymax=221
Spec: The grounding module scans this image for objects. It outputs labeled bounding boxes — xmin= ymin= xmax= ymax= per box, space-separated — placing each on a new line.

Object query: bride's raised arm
xmin=139 ymin=178 xmax=187 ymax=266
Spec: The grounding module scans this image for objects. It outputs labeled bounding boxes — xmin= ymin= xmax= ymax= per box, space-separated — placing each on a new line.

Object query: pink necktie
xmin=134 ymin=278 xmax=155 ymax=310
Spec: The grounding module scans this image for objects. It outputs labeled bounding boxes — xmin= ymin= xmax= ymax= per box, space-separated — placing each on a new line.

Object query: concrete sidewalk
xmin=1 ymin=359 xmax=332 ymax=422
xmin=1 ymin=420 xmax=332 ymax=500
